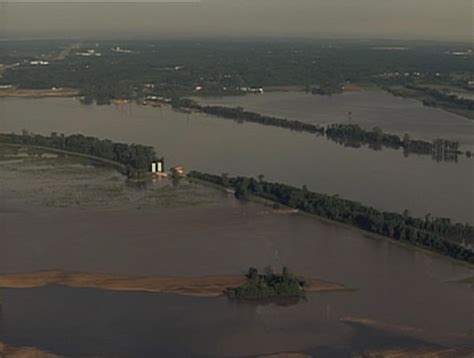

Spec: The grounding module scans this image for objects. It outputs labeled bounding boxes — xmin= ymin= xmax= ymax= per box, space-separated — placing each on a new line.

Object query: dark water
xmin=0 ymin=96 xmax=473 ymax=223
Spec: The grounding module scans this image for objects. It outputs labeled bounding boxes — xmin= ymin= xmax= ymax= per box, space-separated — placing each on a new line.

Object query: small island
xmin=225 ymin=267 xmax=306 ymax=300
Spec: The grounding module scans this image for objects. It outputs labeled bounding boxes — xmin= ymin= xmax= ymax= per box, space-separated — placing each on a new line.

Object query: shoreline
xmin=188 ymin=173 xmax=474 ymax=268
xmin=0 ymin=271 xmax=348 ymax=297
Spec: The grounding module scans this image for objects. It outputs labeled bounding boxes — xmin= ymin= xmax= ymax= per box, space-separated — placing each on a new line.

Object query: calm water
xmin=0 ymin=96 xmax=472 ymax=223
xmin=0 ymin=286 xmax=458 ymax=357
xmin=1 ymin=201 xmax=473 ymax=356
xmin=0 ymin=92 xmax=473 ymax=356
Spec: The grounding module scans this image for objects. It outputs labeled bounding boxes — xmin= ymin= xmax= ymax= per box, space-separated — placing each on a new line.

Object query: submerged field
xmin=0 ymin=144 xmax=221 ymax=210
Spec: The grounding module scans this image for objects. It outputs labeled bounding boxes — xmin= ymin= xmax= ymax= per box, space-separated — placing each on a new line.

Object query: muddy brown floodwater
xmin=0 ymin=149 xmax=473 ymax=357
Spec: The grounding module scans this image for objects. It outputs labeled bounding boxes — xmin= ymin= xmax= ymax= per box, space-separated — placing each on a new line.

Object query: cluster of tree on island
xmin=188 ymin=171 xmax=474 ymax=264
xmin=172 ymin=99 xmax=467 ymax=161
xmin=0 ymin=131 xmax=158 ymax=179
xmin=225 ymin=267 xmax=305 ymax=300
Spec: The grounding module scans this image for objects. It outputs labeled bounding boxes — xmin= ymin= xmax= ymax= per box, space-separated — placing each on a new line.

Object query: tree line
xmin=326 ymin=124 xmax=462 ymax=161
xmin=173 ymin=99 xmax=465 ymax=162
xmin=0 ymin=131 xmax=158 ymax=177
xmin=406 ymin=85 xmax=474 ymax=111
xmin=172 ymin=99 xmax=325 ymax=134
xmin=188 ymin=171 xmax=474 ymax=264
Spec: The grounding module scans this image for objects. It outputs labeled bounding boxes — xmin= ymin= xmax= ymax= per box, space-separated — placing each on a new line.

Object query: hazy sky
xmin=1 ymin=0 xmax=472 ymax=41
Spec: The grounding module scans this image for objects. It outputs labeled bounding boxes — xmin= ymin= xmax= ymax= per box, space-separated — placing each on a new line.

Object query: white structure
xmin=151 ymin=160 xmax=164 ymax=174
xmin=30 ymin=60 xmax=49 ymax=66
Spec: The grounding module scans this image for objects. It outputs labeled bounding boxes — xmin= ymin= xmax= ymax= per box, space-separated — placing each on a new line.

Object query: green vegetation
xmin=1 ymin=39 xmax=472 ymax=111
xmin=188 ymin=171 xmax=474 ymax=264
xmin=225 ymin=267 xmax=305 ymax=300
xmin=0 ymin=131 xmax=158 ymax=178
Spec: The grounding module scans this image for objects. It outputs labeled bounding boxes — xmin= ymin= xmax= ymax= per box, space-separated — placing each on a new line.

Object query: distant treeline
xmin=0 ymin=132 xmax=157 ymax=177
xmin=174 ymin=99 xmax=466 ymax=161
xmin=385 ymin=85 xmax=474 ymax=119
xmin=188 ymin=171 xmax=474 ymax=264
xmin=407 ymin=85 xmax=474 ymax=111
xmin=325 ymin=124 xmax=463 ymax=161
xmin=3 ymin=40 xmax=472 ymax=103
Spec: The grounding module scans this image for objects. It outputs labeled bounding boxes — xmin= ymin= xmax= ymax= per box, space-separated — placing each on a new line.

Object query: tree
xmin=248 ymin=267 xmax=258 ymax=282
xmin=234 ymin=178 xmax=251 ymax=200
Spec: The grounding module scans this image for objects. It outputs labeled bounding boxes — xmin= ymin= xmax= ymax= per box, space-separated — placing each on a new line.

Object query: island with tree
xmin=225 ymin=267 xmax=306 ymax=300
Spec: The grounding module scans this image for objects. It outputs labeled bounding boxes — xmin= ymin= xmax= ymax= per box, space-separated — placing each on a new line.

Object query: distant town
xmin=0 ymin=40 xmax=472 ymax=118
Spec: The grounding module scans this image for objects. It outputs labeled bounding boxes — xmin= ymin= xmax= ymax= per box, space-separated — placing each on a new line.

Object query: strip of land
xmin=0 ymin=88 xmax=79 ymax=98
xmin=0 ymin=271 xmax=347 ymax=297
